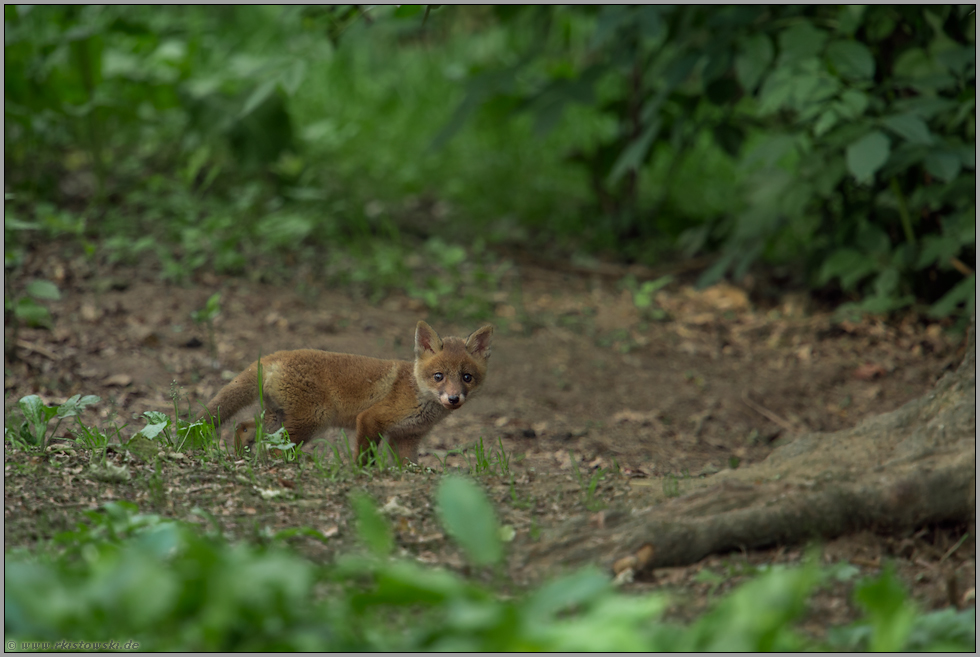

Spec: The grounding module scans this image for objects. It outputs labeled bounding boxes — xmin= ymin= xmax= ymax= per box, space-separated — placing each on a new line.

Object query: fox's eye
xmin=434 ymin=373 xmax=444 ymax=382
xmin=462 ymin=373 xmax=473 ymax=383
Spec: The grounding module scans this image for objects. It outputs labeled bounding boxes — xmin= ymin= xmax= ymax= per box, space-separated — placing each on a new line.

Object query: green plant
xmin=827 ymin=564 xmax=976 ymax=651
xmin=440 ymin=6 xmax=975 ymax=319
xmin=623 ymin=274 xmax=673 ymax=320
xmin=256 ymin=426 xmax=300 ymax=463
xmin=72 ymin=420 xmax=123 ymax=466
xmin=568 ymin=450 xmax=609 ymax=510
xmin=663 ymin=473 xmax=681 ymax=498
xmin=136 ymin=410 xmax=212 ymax=453
xmin=4 ymin=279 xmax=61 ymax=331
xmin=6 ymin=394 xmax=101 ymax=451
xmin=4 ymin=484 xmax=976 ymax=651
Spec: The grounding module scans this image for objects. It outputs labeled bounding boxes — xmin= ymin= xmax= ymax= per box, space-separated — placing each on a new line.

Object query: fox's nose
xmin=448 ymin=395 xmax=460 ymax=405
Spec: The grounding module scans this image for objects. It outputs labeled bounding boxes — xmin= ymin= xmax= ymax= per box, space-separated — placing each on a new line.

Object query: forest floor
xmin=4 ymin=241 xmax=975 ymax=636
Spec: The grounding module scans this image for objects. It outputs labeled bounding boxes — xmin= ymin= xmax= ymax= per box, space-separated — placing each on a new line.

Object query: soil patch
xmin=4 ymin=243 xmax=974 ymax=629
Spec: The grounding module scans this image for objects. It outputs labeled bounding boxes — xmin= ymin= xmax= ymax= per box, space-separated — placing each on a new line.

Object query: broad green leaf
xmin=590 ymin=5 xmax=632 ymax=49
xmin=813 ymin=109 xmax=838 ymax=137
xmin=854 ymin=566 xmax=918 ymax=651
xmin=351 ymin=492 xmax=393 ymax=557
xmin=757 ymin=66 xmax=796 ymax=115
xmin=139 ymin=411 xmax=171 ymax=441
xmin=827 ymin=40 xmax=875 ymax=79
xmin=872 ymin=267 xmax=900 ymax=297
xmin=525 ymin=568 xmax=611 ymax=621
xmin=607 ymin=119 xmax=660 ymax=185
xmin=818 ymin=248 xmax=878 ymax=290
xmin=904 ymin=607 xmax=977 ymax=651
xmin=777 ymin=21 xmax=828 ymax=65
xmin=14 ymin=297 xmax=52 ymax=327
xmin=436 ymin=476 xmax=502 ymax=567
xmin=280 ymin=59 xmax=307 ymax=96
xmin=57 ymin=394 xmax=101 ymax=418
xmin=924 ymin=150 xmax=962 ymax=182
xmin=846 ymin=130 xmax=890 ymax=183
xmin=836 ymin=89 xmax=869 ymax=119
xmin=892 ymin=96 xmax=957 ymax=119
xmin=25 ymin=279 xmax=61 ymax=300
xmin=19 ymin=394 xmax=54 ymax=427
xmin=393 ymin=4 xmax=423 ymax=19
xmin=881 ymin=113 xmax=934 ymax=145
xmin=916 ymin=235 xmax=960 ymax=269
xmin=736 ymin=33 xmax=774 ymax=93
xmin=928 ymin=274 xmax=975 ymax=318
xmin=836 ymin=5 xmax=866 ymax=37
xmin=239 ymin=79 xmax=277 ymax=119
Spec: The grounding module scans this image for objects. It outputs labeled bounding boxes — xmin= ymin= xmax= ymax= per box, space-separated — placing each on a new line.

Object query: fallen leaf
xmin=104 ymin=373 xmax=133 ymax=387
xmin=853 ymin=363 xmax=886 ymax=381
xmin=80 ymin=303 xmax=101 ymax=322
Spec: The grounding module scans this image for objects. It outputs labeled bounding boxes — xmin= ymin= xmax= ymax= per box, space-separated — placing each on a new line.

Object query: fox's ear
xmin=465 ymin=324 xmax=494 ymax=360
xmin=415 ymin=321 xmax=443 ymax=357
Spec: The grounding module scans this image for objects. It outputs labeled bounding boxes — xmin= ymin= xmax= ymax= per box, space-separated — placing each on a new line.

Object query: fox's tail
xmin=199 ymin=361 xmax=262 ymax=428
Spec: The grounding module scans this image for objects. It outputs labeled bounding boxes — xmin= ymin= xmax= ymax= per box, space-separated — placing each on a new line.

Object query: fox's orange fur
xmin=201 ymin=321 xmax=493 ymax=462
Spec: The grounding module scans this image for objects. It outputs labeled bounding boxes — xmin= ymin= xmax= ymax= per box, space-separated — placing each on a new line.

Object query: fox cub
xmin=201 ymin=321 xmax=493 ymax=463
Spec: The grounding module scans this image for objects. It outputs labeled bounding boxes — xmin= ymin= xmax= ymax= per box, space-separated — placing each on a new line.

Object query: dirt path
xmin=4 ymin=245 xmax=973 ymax=629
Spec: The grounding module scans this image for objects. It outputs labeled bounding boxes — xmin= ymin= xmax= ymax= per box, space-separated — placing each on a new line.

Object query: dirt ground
xmin=4 ymin=242 xmax=975 ymax=633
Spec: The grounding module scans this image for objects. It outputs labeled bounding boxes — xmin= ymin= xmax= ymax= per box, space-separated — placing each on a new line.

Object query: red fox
xmin=201 ymin=321 xmax=493 ymax=463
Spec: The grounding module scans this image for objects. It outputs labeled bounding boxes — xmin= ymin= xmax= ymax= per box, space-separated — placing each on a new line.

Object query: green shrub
xmin=5 ymin=484 xmax=975 ymax=651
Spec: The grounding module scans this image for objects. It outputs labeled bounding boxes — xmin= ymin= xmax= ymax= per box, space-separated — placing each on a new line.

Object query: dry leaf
xmin=104 ymin=373 xmax=133 ymax=387
xmin=853 ymin=363 xmax=886 ymax=381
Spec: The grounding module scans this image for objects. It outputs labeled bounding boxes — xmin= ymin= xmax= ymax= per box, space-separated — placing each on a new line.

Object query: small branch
xmin=16 ymin=339 xmax=59 ymax=360
xmin=741 ymin=390 xmax=798 ymax=434
xmin=950 ymin=257 xmax=974 ymax=277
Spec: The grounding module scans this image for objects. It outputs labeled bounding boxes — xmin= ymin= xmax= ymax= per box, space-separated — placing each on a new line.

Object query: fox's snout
xmin=440 ymin=391 xmax=465 ymax=409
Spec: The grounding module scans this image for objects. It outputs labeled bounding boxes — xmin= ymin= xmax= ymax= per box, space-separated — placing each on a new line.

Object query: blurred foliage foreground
xmin=3 ymin=5 xmax=975 ymax=325
xmin=5 ymin=481 xmax=976 ymax=651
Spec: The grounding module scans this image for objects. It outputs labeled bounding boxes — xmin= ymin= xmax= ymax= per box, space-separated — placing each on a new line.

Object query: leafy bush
xmin=444 ymin=6 xmax=975 ymax=318
xmin=5 ymin=480 xmax=975 ymax=651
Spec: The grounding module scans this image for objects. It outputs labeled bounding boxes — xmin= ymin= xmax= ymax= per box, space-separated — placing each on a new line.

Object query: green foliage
xmin=4 ymin=5 xmax=974 ymax=320
xmin=6 ymin=489 xmax=974 ymax=651
xmin=351 ymin=491 xmax=394 ymax=557
xmin=136 ymin=410 xmax=213 ymax=452
xmin=445 ymin=5 xmax=975 ymax=318
xmin=4 ymin=279 xmax=61 ymax=330
xmin=5 ymin=393 xmax=101 ymax=451
xmin=827 ymin=564 xmax=976 ymax=651
xmin=436 ymin=476 xmax=503 ymax=567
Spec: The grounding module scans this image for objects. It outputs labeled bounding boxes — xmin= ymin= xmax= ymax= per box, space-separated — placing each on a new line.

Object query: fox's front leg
xmin=355 ymin=410 xmax=387 ymax=464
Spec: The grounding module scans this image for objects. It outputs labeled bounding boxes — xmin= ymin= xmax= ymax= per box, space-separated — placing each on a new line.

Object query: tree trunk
xmin=533 ymin=317 xmax=976 ymax=571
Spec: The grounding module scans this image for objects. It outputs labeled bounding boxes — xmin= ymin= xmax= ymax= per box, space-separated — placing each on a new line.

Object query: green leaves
xmin=846 ymin=130 xmax=890 ymax=183
xmin=853 ymin=565 xmax=918 ymax=651
xmin=351 ymin=492 xmax=394 ymax=557
xmin=7 ymin=394 xmax=101 ymax=451
xmin=5 ymin=497 xmax=977 ymax=652
xmin=24 ymin=280 xmax=61 ymax=301
xmin=881 ymin=113 xmax=934 ymax=145
xmin=826 ymin=40 xmax=875 ymax=80
xmin=436 ymin=476 xmax=503 ymax=567
xmin=735 ymin=34 xmax=775 ymax=93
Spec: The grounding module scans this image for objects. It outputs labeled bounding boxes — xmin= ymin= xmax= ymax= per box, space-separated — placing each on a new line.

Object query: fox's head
xmin=414 ymin=321 xmax=493 ymax=410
